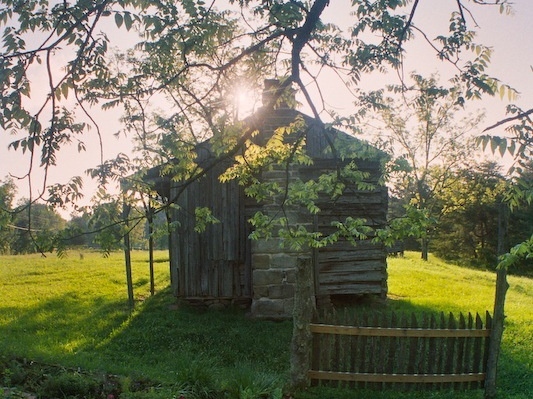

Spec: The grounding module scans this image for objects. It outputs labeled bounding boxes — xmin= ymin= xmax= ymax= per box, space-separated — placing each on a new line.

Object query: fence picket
xmin=386 ymin=311 xmax=398 ymax=390
xmin=455 ymin=313 xmax=466 ymax=390
xmin=406 ymin=313 xmax=419 ymax=391
xmin=427 ymin=313 xmax=437 ymax=391
xmin=358 ymin=313 xmax=369 ymax=389
xmin=464 ymin=313 xmax=474 ymax=389
xmin=349 ymin=311 xmax=359 ymax=389
xmin=483 ymin=312 xmax=492 ymax=376
xmin=473 ymin=313 xmax=484 ymax=390
xmin=309 ymin=310 xmax=491 ymax=391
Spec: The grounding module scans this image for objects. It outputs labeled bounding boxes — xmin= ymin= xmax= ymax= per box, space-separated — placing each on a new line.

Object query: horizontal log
xmin=318 ymin=262 xmax=385 ymax=274
xmin=309 ymin=324 xmax=491 ymax=338
xmin=317 ymin=283 xmax=383 ymax=295
xmin=318 ymin=249 xmax=385 ymax=262
xmin=319 ymin=239 xmax=383 ymax=250
xmin=318 ymin=270 xmax=384 ymax=284
xmin=308 ymin=371 xmax=486 ymax=383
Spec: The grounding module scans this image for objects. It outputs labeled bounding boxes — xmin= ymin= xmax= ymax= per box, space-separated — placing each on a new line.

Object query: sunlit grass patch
xmin=0 ymin=250 xmax=531 ymax=398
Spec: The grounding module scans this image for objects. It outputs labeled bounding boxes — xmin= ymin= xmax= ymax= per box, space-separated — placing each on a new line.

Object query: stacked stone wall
xmin=250 ymin=165 xmax=313 ymax=319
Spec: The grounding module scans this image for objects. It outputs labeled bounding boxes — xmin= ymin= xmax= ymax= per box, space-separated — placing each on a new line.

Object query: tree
xmin=476 ymin=91 xmax=533 ymax=399
xmin=11 ymin=201 xmax=67 ymax=254
xmin=359 ymin=74 xmax=483 ymax=260
xmin=431 ymin=161 xmax=505 ymax=264
xmin=0 ymin=0 xmax=522 ymax=390
xmin=0 ymin=176 xmax=16 ymax=253
xmin=1 ymin=1 xmax=515 ymax=210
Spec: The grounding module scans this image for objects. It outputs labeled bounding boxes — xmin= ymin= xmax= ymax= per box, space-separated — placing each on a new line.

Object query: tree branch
xmin=483 ymin=108 xmax=533 ymax=132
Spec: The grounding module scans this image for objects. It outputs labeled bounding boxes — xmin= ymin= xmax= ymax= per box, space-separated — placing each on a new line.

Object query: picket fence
xmin=309 ymin=310 xmax=492 ymax=391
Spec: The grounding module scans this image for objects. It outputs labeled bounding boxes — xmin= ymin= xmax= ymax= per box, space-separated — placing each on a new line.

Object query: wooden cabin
xmin=148 ymin=93 xmax=388 ymax=319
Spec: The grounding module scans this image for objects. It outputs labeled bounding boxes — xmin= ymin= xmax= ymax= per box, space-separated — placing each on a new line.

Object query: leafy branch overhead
xmin=0 ymin=0 xmax=527 ymax=250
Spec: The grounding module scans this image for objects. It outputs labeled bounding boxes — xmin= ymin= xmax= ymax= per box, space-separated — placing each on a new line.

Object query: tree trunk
xmin=485 ymin=202 xmax=510 ymax=399
xmin=484 ymin=267 xmax=509 ymax=399
xmin=290 ymin=256 xmax=316 ymax=390
xmin=421 ymin=237 xmax=429 ymax=261
xmin=497 ymin=202 xmax=509 ymax=256
xmin=123 ymin=204 xmax=135 ymax=309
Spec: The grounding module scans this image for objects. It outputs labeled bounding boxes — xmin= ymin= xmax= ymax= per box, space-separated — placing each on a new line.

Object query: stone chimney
xmin=262 ymin=79 xmax=296 ymax=109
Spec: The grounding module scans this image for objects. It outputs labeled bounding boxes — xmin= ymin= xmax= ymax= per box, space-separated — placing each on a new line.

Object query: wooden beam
xmin=308 ymin=371 xmax=486 ymax=383
xmin=310 ymin=324 xmax=491 ymax=338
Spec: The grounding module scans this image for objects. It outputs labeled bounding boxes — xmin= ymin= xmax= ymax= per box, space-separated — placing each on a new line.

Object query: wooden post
xmin=485 ymin=201 xmax=510 ymax=399
xmin=484 ymin=267 xmax=508 ymax=399
xmin=290 ymin=256 xmax=316 ymax=390
xmin=123 ymin=203 xmax=135 ymax=309
xmin=147 ymin=202 xmax=155 ymax=296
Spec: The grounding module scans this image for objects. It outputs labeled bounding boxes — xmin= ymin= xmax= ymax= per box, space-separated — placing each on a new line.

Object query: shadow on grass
xmin=1 ymin=288 xmax=530 ymax=399
xmin=0 ymin=286 xmax=292 ymax=386
xmin=0 ymin=293 xmax=131 ymax=361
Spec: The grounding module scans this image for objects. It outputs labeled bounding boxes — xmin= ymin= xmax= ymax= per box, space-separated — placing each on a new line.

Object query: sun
xmin=232 ymin=86 xmax=257 ymax=120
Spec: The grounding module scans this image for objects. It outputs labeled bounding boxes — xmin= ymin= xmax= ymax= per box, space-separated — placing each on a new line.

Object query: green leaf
xmin=508 ymin=140 xmax=516 ymax=156
xmin=61 ymin=82 xmax=69 ymax=99
xmin=499 ymin=84 xmax=505 ymax=100
xmin=124 ymin=12 xmax=133 ymax=31
xmin=490 ymin=137 xmax=499 ymax=154
xmin=498 ymin=139 xmax=507 ymax=157
xmin=115 ymin=13 xmax=123 ymax=29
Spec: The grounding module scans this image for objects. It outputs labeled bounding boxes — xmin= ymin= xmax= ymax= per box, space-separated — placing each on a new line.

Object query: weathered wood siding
xmin=304 ymin=120 xmax=388 ymax=298
xmin=164 ymin=107 xmax=387 ymax=307
xmin=168 ymin=152 xmax=252 ymax=301
xmin=302 ymin=162 xmax=387 ymax=297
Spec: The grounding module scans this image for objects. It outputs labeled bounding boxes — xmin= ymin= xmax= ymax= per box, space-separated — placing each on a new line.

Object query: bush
xmin=38 ymin=372 xmax=101 ymax=399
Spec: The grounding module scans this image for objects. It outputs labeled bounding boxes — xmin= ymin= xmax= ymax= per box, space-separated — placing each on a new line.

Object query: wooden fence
xmin=309 ymin=310 xmax=492 ymax=391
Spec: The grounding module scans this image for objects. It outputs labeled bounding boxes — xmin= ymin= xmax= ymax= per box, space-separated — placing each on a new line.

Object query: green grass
xmin=0 ymin=250 xmax=291 ymax=398
xmin=0 ymin=250 xmax=531 ymax=398
xmin=298 ymin=252 xmax=533 ymax=399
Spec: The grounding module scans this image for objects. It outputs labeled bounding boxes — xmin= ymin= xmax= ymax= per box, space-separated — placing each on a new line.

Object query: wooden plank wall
xmin=166 ymin=108 xmax=388 ymax=302
xmin=300 ymin=158 xmax=388 ymax=297
xmin=169 ymin=156 xmax=252 ymax=300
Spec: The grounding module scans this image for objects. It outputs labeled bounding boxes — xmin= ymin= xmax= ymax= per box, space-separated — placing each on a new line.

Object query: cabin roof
xmin=142 ymin=107 xmax=387 ymax=199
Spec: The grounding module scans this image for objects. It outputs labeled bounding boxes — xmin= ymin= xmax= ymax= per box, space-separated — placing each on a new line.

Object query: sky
xmin=1 ymin=0 xmax=532 ymax=218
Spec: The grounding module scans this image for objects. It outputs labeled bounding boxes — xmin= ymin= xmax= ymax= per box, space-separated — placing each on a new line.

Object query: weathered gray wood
xmin=290 ymin=257 xmax=315 ymax=390
xmin=485 ymin=267 xmax=507 ymax=399
xmin=436 ymin=312 xmax=446 ymax=390
xmin=473 ymin=313 xmax=483 ymax=389
xmin=317 ymin=284 xmax=383 ymax=295
xmin=464 ymin=313 xmax=474 ymax=389
xmin=318 ymin=270 xmax=385 ymax=284
xmin=308 ymin=371 xmax=487 ymax=384
xmin=358 ymin=313 xmax=369 ymax=389
xmin=407 ymin=313 xmax=419 ymax=391
xmin=455 ymin=313 xmax=466 ymax=390
xmin=123 ymin=211 xmax=134 ymax=309
xmin=309 ymin=310 xmax=492 ymax=391
xmin=157 ymin=107 xmax=388 ymax=306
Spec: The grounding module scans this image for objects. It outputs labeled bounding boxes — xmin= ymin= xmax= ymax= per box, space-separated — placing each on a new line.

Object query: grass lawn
xmin=0 ymin=250 xmax=531 ymax=399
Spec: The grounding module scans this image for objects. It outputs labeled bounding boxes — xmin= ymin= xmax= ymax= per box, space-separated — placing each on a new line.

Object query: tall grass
xmin=0 ymin=250 xmax=531 ymax=398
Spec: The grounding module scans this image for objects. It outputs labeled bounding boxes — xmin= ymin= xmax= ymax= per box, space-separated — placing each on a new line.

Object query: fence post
xmin=484 ymin=267 xmax=508 ymax=399
xmin=290 ymin=256 xmax=315 ymax=390
xmin=122 ymin=202 xmax=135 ymax=310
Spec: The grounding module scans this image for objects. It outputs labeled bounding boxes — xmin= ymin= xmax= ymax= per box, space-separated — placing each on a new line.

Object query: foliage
xmin=0 ymin=176 xmax=16 ymax=253
xmin=359 ymin=74 xmax=482 ymax=259
xmin=0 ymin=0 xmax=521 ymax=252
xmin=10 ymin=201 xmax=67 ymax=254
xmin=498 ymin=235 xmax=533 ymax=272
